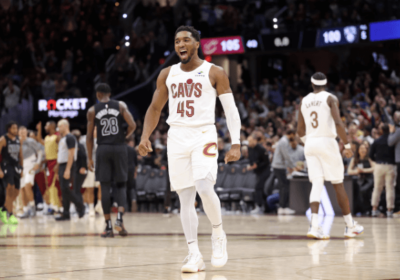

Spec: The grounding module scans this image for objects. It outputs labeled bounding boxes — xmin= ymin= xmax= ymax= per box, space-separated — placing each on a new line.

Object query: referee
xmin=55 ymin=119 xmax=85 ymax=221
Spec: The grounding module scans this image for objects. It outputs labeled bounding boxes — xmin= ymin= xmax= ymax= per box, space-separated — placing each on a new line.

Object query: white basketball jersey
xmin=301 ymin=91 xmax=337 ymax=139
xmin=166 ymin=61 xmax=217 ymax=127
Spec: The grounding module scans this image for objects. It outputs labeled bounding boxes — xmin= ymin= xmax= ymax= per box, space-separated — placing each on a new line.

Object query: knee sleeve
xmin=116 ymin=182 xmax=127 ymax=209
xmin=310 ymin=178 xmax=324 ymax=203
xmin=101 ymin=182 xmax=112 ymax=215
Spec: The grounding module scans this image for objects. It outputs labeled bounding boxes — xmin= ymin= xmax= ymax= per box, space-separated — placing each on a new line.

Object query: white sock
xmin=23 ymin=206 xmax=29 ymax=212
xmin=28 ymin=201 xmax=35 ymax=207
xmin=188 ymin=240 xmax=200 ymax=254
xmin=212 ymin=223 xmax=224 ymax=237
xmin=89 ymin=203 xmax=94 ymax=210
xmin=311 ymin=213 xmax=319 ymax=228
xmin=344 ymin=214 xmax=353 ymax=227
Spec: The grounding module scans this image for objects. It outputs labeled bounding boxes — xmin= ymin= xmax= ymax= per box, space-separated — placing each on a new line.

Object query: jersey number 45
xmin=177 ymin=101 xmax=194 ymax=117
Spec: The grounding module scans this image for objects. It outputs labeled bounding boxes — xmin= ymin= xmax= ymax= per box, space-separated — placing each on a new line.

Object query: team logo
xmin=170 ymin=82 xmax=202 ymax=98
xmin=203 ymin=39 xmax=218 ymax=55
xmin=203 ymin=142 xmax=217 ymax=157
xmin=186 ymin=79 xmax=194 ymax=94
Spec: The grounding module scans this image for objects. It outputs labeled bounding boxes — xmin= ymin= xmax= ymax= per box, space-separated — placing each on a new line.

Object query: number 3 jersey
xmin=301 ymin=90 xmax=337 ymax=139
xmin=94 ymin=100 xmax=125 ymax=145
xmin=166 ymin=61 xmax=217 ymax=127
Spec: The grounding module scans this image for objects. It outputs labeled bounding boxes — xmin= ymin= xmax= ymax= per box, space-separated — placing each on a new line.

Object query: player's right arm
xmin=0 ymin=136 xmax=5 ymax=178
xmin=36 ymin=122 xmax=45 ymax=145
xmin=86 ymin=106 xmax=95 ymax=172
xmin=296 ymin=100 xmax=306 ymax=143
xmin=327 ymin=95 xmax=353 ymax=158
xmin=138 ymin=67 xmax=170 ymax=157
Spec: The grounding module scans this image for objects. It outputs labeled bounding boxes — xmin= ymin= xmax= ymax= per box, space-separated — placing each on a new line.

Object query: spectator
xmin=217 ymin=137 xmax=226 ymax=164
xmin=259 ymin=78 xmax=270 ymax=100
xmin=348 ymin=143 xmax=375 ymax=215
xmin=247 ymin=134 xmax=270 ymax=214
xmin=388 ymin=112 xmax=400 ymax=214
xmin=42 ymin=75 xmax=56 ymax=100
xmin=288 ymin=138 xmax=305 ymax=171
xmin=369 ymin=123 xmax=396 ymax=217
xmin=271 ymin=130 xmax=297 ymax=215
xmin=3 ymin=79 xmax=20 ymax=112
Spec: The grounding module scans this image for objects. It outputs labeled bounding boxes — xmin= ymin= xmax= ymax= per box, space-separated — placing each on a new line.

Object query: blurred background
xmin=1 ymin=0 xmax=400 ymax=216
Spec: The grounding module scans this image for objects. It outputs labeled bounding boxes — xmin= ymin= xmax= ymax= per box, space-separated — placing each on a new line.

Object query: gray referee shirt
xmin=57 ymin=133 xmax=77 ymax=164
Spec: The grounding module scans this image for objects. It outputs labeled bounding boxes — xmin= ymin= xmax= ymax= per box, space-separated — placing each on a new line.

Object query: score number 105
xmin=220 ymin=39 xmax=241 ymax=52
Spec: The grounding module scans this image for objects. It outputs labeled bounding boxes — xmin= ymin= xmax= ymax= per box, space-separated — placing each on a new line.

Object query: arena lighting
xmin=125 ymin=42 xmax=130 ymax=47
xmin=122 ymin=13 xmax=127 ymax=18
xmin=273 ymin=18 xmax=278 ymax=22
xmin=273 ymin=24 xmax=278 ymax=29
xmin=164 ymin=50 xmax=170 ymax=56
xmin=205 ymin=55 xmax=212 ymax=62
xmin=125 ymin=35 xmax=130 ymax=40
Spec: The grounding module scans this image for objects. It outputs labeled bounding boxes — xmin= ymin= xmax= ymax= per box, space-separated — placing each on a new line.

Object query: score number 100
xmin=322 ymin=30 xmax=341 ymax=44
xmin=220 ymin=39 xmax=241 ymax=52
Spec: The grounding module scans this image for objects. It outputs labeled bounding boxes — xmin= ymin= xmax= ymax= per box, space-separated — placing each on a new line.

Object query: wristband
xmin=344 ymin=143 xmax=351 ymax=149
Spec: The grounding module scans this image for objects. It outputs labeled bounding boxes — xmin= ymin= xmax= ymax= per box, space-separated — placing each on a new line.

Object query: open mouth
xmin=180 ymin=50 xmax=188 ymax=59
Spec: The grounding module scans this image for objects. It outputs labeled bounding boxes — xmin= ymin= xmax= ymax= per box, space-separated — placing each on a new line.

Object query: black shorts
xmin=1 ymin=162 xmax=21 ymax=190
xmin=95 ymin=145 xmax=128 ymax=183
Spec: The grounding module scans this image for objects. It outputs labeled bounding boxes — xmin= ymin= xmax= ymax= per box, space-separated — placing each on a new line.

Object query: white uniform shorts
xmin=20 ymin=154 xmax=37 ymax=188
xmin=304 ymin=137 xmax=344 ymax=184
xmin=167 ymin=125 xmax=218 ymax=191
xmin=82 ymin=170 xmax=100 ymax=188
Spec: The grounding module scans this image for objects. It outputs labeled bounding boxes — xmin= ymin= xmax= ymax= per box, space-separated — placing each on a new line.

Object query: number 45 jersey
xmin=166 ymin=61 xmax=217 ymax=127
xmin=95 ymin=100 xmax=125 ymax=145
xmin=301 ymin=91 xmax=337 ymax=139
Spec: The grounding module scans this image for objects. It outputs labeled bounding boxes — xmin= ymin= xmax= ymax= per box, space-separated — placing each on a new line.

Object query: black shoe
xmin=101 ymin=229 xmax=114 ymax=238
xmin=55 ymin=215 xmax=70 ymax=221
xmin=114 ymin=220 xmax=128 ymax=237
xmin=77 ymin=205 xmax=85 ymax=218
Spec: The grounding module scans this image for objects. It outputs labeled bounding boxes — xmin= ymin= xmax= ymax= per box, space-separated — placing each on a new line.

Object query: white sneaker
xmin=250 ymin=205 xmax=262 ymax=215
xmin=283 ymin=208 xmax=296 ymax=215
xmin=211 ymin=232 xmax=228 ymax=268
xmin=95 ymin=202 xmax=103 ymax=215
xmin=277 ymin=207 xmax=285 ymax=215
xmin=89 ymin=208 xmax=95 ymax=217
xmin=307 ymin=226 xmax=330 ymax=240
xmin=181 ymin=253 xmax=206 ymax=273
xmin=344 ymin=221 xmax=364 ymax=238
xmin=70 ymin=203 xmax=77 ymax=215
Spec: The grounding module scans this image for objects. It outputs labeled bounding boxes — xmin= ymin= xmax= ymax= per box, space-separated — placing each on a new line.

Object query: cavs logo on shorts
xmin=203 ymin=142 xmax=217 ymax=158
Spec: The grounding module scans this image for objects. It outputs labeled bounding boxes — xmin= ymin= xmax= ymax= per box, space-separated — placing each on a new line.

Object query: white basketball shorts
xmin=167 ymin=125 xmax=218 ymax=191
xmin=20 ymin=154 xmax=36 ymax=188
xmin=304 ymin=137 xmax=344 ymax=184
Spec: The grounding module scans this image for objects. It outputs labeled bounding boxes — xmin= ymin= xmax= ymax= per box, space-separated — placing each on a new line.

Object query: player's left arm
xmin=119 ymin=101 xmax=136 ymax=139
xmin=296 ymin=100 xmax=306 ymax=143
xmin=210 ymin=65 xmax=241 ymax=163
xmin=86 ymin=106 xmax=96 ymax=172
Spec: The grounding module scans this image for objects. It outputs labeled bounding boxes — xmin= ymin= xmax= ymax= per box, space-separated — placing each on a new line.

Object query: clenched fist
xmin=224 ymin=144 xmax=241 ymax=164
xmin=138 ymin=139 xmax=153 ymax=156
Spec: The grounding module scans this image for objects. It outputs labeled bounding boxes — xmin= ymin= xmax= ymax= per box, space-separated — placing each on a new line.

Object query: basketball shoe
xmin=211 ymin=232 xmax=228 ymax=267
xmin=181 ymin=253 xmax=206 ymax=273
xmin=344 ymin=221 xmax=364 ymax=238
xmin=307 ymin=226 xmax=330 ymax=240
xmin=114 ymin=220 xmax=128 ymax=237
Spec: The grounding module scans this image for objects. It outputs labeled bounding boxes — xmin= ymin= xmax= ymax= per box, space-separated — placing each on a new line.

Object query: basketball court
xmin=0 ymin=214 xmax=399 ymax=279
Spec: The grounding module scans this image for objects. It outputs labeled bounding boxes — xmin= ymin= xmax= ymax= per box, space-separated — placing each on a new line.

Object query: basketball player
xmin=0 ymin=121 xmax=23 ymax=225
xmin=18 ymin=126 xmax=44 ymax=218
xmin=86 ymin=83 xmax=136 ymax=238
xmin=297 ymin=72 xmax=364 ymax=239
xmin=138 ymin=26 xmax=241 ymax=273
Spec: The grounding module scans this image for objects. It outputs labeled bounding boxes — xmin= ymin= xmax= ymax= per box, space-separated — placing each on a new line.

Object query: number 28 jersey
xmin=94 ymin=100 xmax=125 ymax=145
xmin=301 ymin=91 xmax=337 ymax=139
xmin=166 ymin=61 xmax=217 ymax=127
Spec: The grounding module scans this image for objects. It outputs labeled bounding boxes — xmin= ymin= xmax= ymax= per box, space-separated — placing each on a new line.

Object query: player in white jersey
xmin=138 ymin=26 xmax=241 ymax=273
xmin=297 ymin=72 xmax=364 ymax=239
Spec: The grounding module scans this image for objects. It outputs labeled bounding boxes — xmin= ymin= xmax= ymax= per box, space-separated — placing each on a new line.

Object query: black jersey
xmin=1 ymin=135 xmax=20 ymax=165
xmin=94 ymin=100 xmax=125 ymax=145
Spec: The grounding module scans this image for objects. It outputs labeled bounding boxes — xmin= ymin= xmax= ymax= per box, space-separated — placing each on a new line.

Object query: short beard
xmin=180 ymin=55 xmax=192 ymax=65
